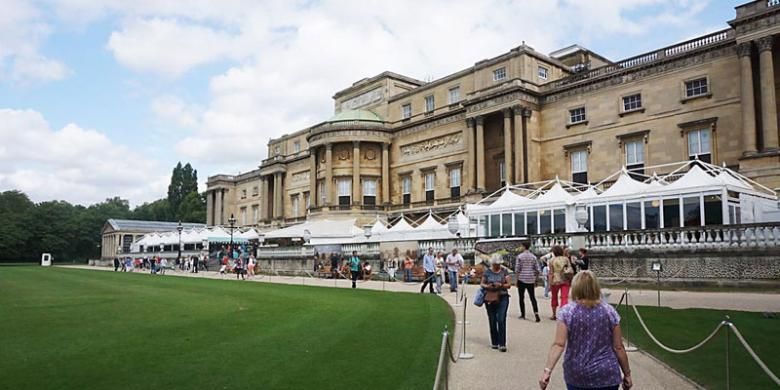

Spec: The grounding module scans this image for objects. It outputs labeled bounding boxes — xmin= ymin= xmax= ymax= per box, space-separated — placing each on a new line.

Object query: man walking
xmin=515 ymin=241 xmax=541 ymax=322
xmin=446 ymin=249 xmax=464 ymax=293
xmin=349 ymin=251 xmax=361 ymax=288
xmin=420 ymin=248 xmax=436 ymax=293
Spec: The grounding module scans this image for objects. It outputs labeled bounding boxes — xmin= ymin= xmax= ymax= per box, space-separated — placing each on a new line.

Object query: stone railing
xmin=736 ymin=0 xmax=780 ymax=18
xmin=256 ymin=246 xmax=315 ymax=259
xmin=418 ymin=238 xmax=477 ymax=256
xmin=529 ymin=223 xmax=780 ymax=253
xmin=547 ymin=28 xmax=734 ymax=90
xmin=341 ymin=242 xmax=380 ymax=256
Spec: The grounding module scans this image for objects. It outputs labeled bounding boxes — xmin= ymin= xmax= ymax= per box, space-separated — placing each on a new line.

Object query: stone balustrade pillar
xmin=502 ymin=108 xmax=513 ymax=185
xmin=738 ymin=42 xmax=758 ymax=155
xmin=758 ymin=35 xmax=778 ymax=150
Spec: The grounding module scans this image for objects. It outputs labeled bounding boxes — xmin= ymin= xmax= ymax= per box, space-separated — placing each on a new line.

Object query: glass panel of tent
xmin=644 ymin=200 xmax=660 ymax=229
xmin=593 ymin=205 xmax=607 ymax=232
xmin=514 ymin=213 xmax=525 ymax=235
xmin=609 ymin=204 xmax=624 ymax=231
xmin=553 ymin=209 xmax=566 ymax=233
xmin=626 ymin=202 xmax=641 ymax=230
xmin=663 ymin=198 xmax=680 ymax=228
xmin=489 ymin=214 xmax=500 ymax=237
xmin=704 ymin=195 xmax=723 ymax=225
xmin=527 ymin=211 xmax=538 ymax=235
xmin=539 ymin=210 xmax=551 ymax=234
xmin=501 ymin=213 xmax=512 ymax=236
xmin=683 ymin=196 xmax=701 ymax=227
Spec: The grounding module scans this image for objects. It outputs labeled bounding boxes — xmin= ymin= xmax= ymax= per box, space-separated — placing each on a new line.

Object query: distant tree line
xmin=0 ymin=162 xmax=205 ymax=263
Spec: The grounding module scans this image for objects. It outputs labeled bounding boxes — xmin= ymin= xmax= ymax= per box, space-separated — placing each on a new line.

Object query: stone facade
xmin=207 ymin=0 xmax=780 ymax=230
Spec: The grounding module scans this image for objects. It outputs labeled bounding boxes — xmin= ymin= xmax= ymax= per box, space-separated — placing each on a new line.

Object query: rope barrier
xmin=432 ymin=293 xmax=471 ymax=389
xmin=726 ymin=323 xmax=780 ymax=387
xmin=601 ymin=267 xmax=642 ymax=286
xmin=631 ymin=303 xmax=726 ymax=354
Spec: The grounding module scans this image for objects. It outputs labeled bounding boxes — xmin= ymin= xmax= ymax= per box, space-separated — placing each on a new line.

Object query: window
xmin=293 ymin=141 xmax=301 ymax=153
xmin=625 ymin=139 xmax=645 ymax=177
xmin=318 ymin=180 xmax=326 ymax=206
xmin=402 ymin=103 xmax=412 ymax=119
xmin=493 ymin=67 xmax=506 ymax=81
xmin=402 ymin=176 xmax=411 ymax=205
xmin=553 ymin=209 xmax=566 ymax=234
xmin=538 ymin=66 xmax=548 ymax=80
xmin=252 ymin=186 xmax=259 ymax=196
xmin=337 ymin=178 xmax=351 ymax=207
xmin=622 ymin=94 xmax=642 ymax=112
xmin=501 ymin=213 xmax=512 ymax=236
xmin=448 ymin=87 xmax=460 ymax=104
xmin=489 ymin=215 xmax=500 ymax=237
xmin=571 ymin=150 xmax=588 ymax=184
xmin=424 ymin=172 xmax=435 ymax=203
xmin=683 ymin=196 xmax=701 ymax=227
xmin=539 ymin=210 xmax=552 ymax=234
xmin=252 ymin=205 xmax=259 ymax=222
xmin=627 ymin=202 xmax=641 ymax=230
xmin=704 ymin=195 xmax=723 ymax=225
xmin=499 ymin=161 xmax=506 ymax=187
xmin=424 ymin=95 xmax=435 ymax=113
xmin=514 ymin=213 xmax=525 ymax=236
xmin=304 ymin=192 xmax=310 ymax=210
xmin=609 ymin=204 xmax=624 ymax=231
xmin=362 ymin=178 xmax=377 ymax=206
xmin=241 ymin=189 xmax=247 ymax=199
xmin=663 ymin=198 xmax=680 ymax=228
xmin=291 ymin=195 xmax=300 ymax=217
xmin=569 ymin=107 xmax=586 ymax=124
xmin=449 ymin=167 xmax=461 ymax=198
xmin=526 ymin=211 xmax=538 ymax=235
xmin=644 ymin=200 xmax=660 ymax=229
xmin=593 ymin=205 xmax=607 ymax=232
xmin=240 ymin=207 xmax=247 ymax=225
xmin=685 ymin=77 xmax=709 ymax=98
xmin=688 ymin=128 xmax=712 ymax=163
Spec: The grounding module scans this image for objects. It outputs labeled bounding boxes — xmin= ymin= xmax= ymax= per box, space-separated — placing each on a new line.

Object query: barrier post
xmin=458 ymin=296 xmax=474 ymax=360
xmin=624 ymin=289 xmax=637 ymax=352
xmin=433 ymin=327 xmax=450 ymax=390
xmin=725 ymin=316 xmax=731 ymax=390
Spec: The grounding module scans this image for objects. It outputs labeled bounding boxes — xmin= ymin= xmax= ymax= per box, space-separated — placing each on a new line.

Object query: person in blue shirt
xmin=420 ymin=247 xmax=436 ymax=293
xmin=349 ymin=251 xmax=361 ymax=289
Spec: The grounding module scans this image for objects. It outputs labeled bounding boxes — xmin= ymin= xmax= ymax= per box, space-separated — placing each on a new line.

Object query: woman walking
xmin=403 ymin=253 xmax=414 ymax=282
xmin=515 ymin=241 xmax=541 ymax=322
xmin=481 ymin=255 xmax=511 ymax=352
xmin=349 ymin=251 xmax=361 ymax=288
xmin=247 ymin=254 xmax=256 ymax=279
xmin=548 ymin=245 xmax=573 ymax=320
xmin=434 ymin=251 xmax=445 ymax=294
xmin=539 ymin=271 xmax=632 ymax=390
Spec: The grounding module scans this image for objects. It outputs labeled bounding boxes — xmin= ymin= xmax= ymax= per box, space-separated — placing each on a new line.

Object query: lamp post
xmin=228 ymin=214 xmax=237 ymax=258
xmin=651 ymin=260 xmax=663 ymax=307
xmin=177 ymin=221 xmax=183 ymax=265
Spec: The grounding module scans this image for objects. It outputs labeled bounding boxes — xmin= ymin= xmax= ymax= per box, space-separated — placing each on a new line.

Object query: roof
xmin=326 ymin=109 xmax=384 ymax=123
xmin=104 ymin=219 xmax=205 ymax=233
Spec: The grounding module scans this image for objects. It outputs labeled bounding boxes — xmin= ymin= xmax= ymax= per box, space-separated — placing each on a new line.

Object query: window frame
xmin=537 ymin=65 xmax=549 ymax=81
xmin=293 ymin=141 xmax=301 ymax=153
xmin=683 ymin=76 xmax=710 ymax=100
xmin=492 ymin=67 xmax=506 ymax=82
xmin=424 ymin=95 xmax=435 ymax=113
xmin=448 ymin=86 xmax=461 ymax=104
xmin=401 ymin=103 xmax=412 ymax=119
xmin=570 ymin=149 xmax=588 ymax=184
xmin=687 ymin=128 xmax=712 ymax=162
xmin=424 ymin=171 xmax=435 ymax=203
xmin=401 ymin=175 xmax=411 ymax=205
xmin=621 ymin=93 xmax=643 ymax=114
xmin=567 ymin=106 xmax=587 ymax=126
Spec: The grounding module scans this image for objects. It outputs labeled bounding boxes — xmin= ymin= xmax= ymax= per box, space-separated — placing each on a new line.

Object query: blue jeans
xmin=448 ymin=270 xmax=458 ymax=291
xmin=435 ymin=275 xmax=442 ymax=293
xmin=404 ymin=269 xmax=412 ymax=282
xmin=567 ymin=385 xmax=618 ymax=390
xmin=485 ymin=295 xmax=509 ymax=347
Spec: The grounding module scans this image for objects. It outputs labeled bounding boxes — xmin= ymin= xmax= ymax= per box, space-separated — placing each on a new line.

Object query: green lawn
xmin=617 ymin=305 xmax=779 ymax=390
xmin=0 ymin=267 xmax=452 ymax=390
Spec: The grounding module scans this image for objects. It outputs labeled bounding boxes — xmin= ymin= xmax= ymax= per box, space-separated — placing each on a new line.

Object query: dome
xmin=327 ymin=109 xmax=384 ymax=123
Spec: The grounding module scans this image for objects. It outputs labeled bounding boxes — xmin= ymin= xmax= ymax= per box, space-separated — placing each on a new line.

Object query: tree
xmin=178 ymin=192 xmax=206 ymax=223
xmin=167 ymin=162 xmax=200 ymax=220
xmin=0 ymin=191 xmax=36 ymax=261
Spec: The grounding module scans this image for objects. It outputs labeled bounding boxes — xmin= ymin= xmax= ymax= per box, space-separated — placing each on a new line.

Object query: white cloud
xmin=0 ymin=109 xmax=167 ymax=206
xmin=151 ymin=95 xmax=201 ymax=128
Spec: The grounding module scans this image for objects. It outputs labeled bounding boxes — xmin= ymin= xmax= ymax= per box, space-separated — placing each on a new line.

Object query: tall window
xmin=318 ymin=180 xmax=326 ymax=206
xmin=448 ymin=87 xmax=460 ymax=104
xmin=688 ymin=128 xmax=712 ymax=163
xmin=337 ymin=178 xmax=351 ymax=207
xmin=569 ymin=107 xmax=586 ymax=124
xmin=402 ymin=103 xmax=412 ymax=119
xmin=402 ymin=176 xmax=411 ymax=205
xmin=362 ymin=178 xmax=377 ymax=206
xmin=252 ymin=205 xmax=259 ymax=222
xmin=449 ymin=167 xmax=461 ymax=198
xmin=424 ymin=172 xmax=435 ymax=203
xmin=424 ymin=95 xmax=435 ymax=113
xmin=622 ymin=94 xmax=642 ymax=112
xmin=538 ymin=66 xmax=548 ymax=80
xmin=499 ymin=161 xmax=506 ymax=187
xmin=240 ymin=207 xmax=247 ymax=225
xmin=293 ymin=141 xmax=301 ymax=153
xmin=291 ymin=195 xmax=300 ymax=217
xmin=685 ymin=77 xmax=708 ymax=98
xmin=241 ymin=189 xmax=247 ymax=199
xmin=571 ymin=150 xmax=588 ymax=184
xmin=304 ymin=192 xmax=310 ymax=210
xmin=493 ymin=67 xmax=506 ymax=81
xmin=625 ymin=139 xmax=645 ymax=177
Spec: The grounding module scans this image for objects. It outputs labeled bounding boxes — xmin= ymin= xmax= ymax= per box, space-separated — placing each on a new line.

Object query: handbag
xmin=562 ymin=259 xmax=575 ymax=282
xmin=484 ymin=289 xmax=500 ymax=304
xmin=473 ymin=287 xmax=485 ymax=307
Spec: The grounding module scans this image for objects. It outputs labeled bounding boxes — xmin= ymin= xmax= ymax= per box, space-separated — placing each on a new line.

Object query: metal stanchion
xmin=624 ymin=288 xmax=637 ymax=352
xmin=458 ymin=296 xmax=474 ymax=360
xmin=725 ymin=315 xmax=731 ymax=390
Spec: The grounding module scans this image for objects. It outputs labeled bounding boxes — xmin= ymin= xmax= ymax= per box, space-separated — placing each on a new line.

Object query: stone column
xmin=475 ymin=116 xmax=486 ymax=191
xmin=206 ymin=190 xmax=213 ymax=225
xmin=502 ymin=108 xmax=513 ymax=185
xmin=273 ymin=173 xmax=281 ymax=219
xmin=758 ymin=36 xmax=778 ymax=150
xmin=214 ymin=189 xmax=223 ymax=225
xmin=738 ymin=42 xmax=758 ymax=155
xmin=325 ymin=143 xmax=333 ymax=206
xmin=381 ymin=143 xmax=390 ymax=204
xmin=259 ymin=177 xmax=267 ymax=221
xmin=352 ymin=141 xmax=361 ymax=205
xmin=309 ymin=149 xmax=317 ymax=208
xmin=465 ymin=118 xmax=476 ymax=192
xmin=513 ymin=106 xmax=525 ymax=183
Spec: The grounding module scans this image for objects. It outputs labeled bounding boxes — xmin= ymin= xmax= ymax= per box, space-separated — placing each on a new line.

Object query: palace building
xmin=205 ymin=0 xmax=780 ymax=230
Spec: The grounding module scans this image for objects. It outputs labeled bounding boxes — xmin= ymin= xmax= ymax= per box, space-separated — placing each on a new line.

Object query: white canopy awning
xmin=264 ymin=219 xmax=362 ymax=239
xmin=597 ymin=171 xmax=651 ymax=199
xmin=532 ymin=182 xmax=574 ymax=206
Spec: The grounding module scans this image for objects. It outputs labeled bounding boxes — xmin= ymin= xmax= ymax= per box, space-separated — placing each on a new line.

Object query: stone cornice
xmin=392 ymin=111 xmax=467 ymax=138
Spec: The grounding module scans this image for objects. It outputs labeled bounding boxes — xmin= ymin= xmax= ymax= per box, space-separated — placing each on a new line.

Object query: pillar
xmin=502 ymin=108 xmax=513 ymax=185
xmin=309 ymin=149 xmax=317 ymax=208
xmin=206 ymin=190 xmax=214 ymax=225
xmin=214 ymin=189 xmax=223 ymax=225
xmin=381 ymin=143 xmax=390 ymax=204
xmin=352 ymin=141 xmax=361 ymax=205
xmin=465 ymin=118 xmax=476 ymax=193
xmin=475 ymin=116 xmax=485 ymax=191
xmin=273 ymin=173 xmax=281 ymax=219
xmin=259 ymin=177 xmax=268 ymax=221
xmin=325 ymin=143 xmax=333 ymax=206
xmin=738 ymin=42 xmax=758 ymax=155
xmin=513 ymin=106 xmax=525 ymax=183
xmin=758 ymin=35 xmax=778 ymax=150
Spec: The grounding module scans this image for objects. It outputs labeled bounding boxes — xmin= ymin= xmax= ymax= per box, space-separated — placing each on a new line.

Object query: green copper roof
xmin=327 ymin=109 xmax=383 ymax=123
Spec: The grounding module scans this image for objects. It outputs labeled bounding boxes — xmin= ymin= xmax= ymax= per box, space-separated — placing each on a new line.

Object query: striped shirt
xmin=515 ymin=250 xmax=540 ymax=284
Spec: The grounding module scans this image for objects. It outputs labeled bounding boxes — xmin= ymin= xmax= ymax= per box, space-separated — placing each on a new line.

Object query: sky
xmin=0 ymin=0 xmax=743 ymax=207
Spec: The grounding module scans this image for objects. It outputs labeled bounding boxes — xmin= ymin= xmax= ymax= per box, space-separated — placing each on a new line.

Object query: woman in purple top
xmin=539 ymin=271 xmax=632 ymax=390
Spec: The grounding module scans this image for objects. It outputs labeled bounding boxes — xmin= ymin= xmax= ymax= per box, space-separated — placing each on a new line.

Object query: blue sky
xmin=0 ymin=0 xmax=743 ymax=206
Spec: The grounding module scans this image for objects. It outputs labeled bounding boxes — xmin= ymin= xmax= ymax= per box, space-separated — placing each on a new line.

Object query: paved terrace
xmin=65 ymin=265 xmax=780 ymax=389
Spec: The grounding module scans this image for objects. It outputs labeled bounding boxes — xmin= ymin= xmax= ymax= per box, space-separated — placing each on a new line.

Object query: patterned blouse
xmin=557 ymin=301 xmax=622 ymax=388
